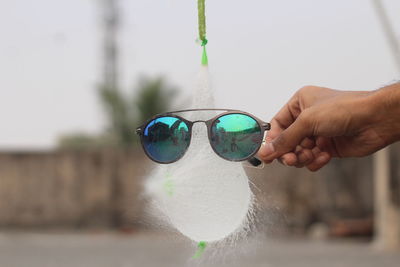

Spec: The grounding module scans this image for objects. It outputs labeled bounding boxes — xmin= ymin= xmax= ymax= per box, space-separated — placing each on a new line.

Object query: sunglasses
xmin=135 ymin=109 xmax=270 ymax=166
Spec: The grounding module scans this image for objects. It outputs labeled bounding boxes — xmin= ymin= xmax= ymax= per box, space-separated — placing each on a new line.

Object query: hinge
xmin=262 ymin=123 xmax=271 ymax=131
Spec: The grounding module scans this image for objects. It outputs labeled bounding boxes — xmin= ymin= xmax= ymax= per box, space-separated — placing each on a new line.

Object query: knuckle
xmin=298 ymin=150 xmax=314 ymax=165
xmin=298 ymin=85 xmax=319 ymax=95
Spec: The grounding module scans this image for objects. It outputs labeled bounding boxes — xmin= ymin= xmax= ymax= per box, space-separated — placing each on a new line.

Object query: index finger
xmin=267 ymin=94 xmax=301 ymax=140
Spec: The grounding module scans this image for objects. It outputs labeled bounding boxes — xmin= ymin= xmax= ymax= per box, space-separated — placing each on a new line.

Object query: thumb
xmin=259 ymin=114 xmax=313 ymax=161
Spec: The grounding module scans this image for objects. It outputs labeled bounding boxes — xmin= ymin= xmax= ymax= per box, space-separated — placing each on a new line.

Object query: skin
xmin=257 ymin=82 xmax=400 ymax=171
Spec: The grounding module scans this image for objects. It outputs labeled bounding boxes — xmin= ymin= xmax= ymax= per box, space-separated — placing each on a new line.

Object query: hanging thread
xmin=198 ymin=0 xmax=208 ymax=65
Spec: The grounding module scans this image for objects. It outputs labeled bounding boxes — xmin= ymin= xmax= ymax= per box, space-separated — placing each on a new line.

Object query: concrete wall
xmin=0 ymin=145 xmax=398 ymax=237
xmin=0 ymin=150 xmax=148 ymax=229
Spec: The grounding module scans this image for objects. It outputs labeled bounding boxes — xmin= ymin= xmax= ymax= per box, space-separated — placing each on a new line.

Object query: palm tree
xmin=99 ymin=76 xmax=178 ymax=147
xmin=135 ymin=76 xmax=178 ymax=125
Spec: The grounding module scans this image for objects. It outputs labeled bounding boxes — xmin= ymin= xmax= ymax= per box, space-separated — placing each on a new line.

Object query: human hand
xmin=257 ymin=84 xmax=400 ymax=171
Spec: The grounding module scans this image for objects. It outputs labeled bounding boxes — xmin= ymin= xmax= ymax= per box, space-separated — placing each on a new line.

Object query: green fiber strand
xmin=163 ymin=179 xmax=174 ymax=197
xmin=201 ymin=45 xmax=208 ymax=66
xmin=163 ymin=171 xmax=174 ymax=196
xmin=192 ymin=241 xmax=207 ymax=259
xmin=197 ymin=0 xmax=208 ymax=65
xmin=197 ymin=0 xmax=206 ymax=42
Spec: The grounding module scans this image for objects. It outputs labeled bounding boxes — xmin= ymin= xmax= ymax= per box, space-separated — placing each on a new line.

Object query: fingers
xmin=257 ymin=85 xmax=340 ymax=170
xmin=300 ymin=137 xmax=315 ymax=149
xmin=278 ymin=148 xmax=314 ymax=167
xmin=306 ymin=150 xmax=331 ymax=171
xmin=257 ymin=91 xmax=301 ymax=161
xmin=277 ymin=146 xmax=331 ymax=171
xmin=258 ymin=112 xmax=314 ymax=162
xmin=279 ymin=152 xmax=297 ymax=166
xmin=257 ymin=112 xmax=331 ymax=171
xmin=262 ymin=93 xmax=301 ymax=142
xmin=296 ymin=148 xmax=315 ymax=167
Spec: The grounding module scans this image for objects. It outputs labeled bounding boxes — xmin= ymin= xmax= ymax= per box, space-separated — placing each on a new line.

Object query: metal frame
xmin=136 ymin=109 xmax=270 ymax=165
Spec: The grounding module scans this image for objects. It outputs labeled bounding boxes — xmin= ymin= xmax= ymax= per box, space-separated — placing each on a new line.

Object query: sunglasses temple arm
xmin=247 ymin=157 xmax=262 ymax=167
xmin=246 ymin=122 xmax=271 ymax=167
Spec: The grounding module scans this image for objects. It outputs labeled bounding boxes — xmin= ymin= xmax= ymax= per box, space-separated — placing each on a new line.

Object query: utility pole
xmin=101 ymin=0 xmax=119 ymax=91
xmin=99 ymin=0 xmax=122 ymax=228
xmin=371 ymin=0 xmax=400 ymax=251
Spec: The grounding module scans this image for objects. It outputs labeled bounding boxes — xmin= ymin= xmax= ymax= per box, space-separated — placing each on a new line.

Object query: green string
xmin=198 ymin=0 xmax=206 ymax=43
xmin=198 ymin=0 xmax=208 ymax=66
xmin=192 ymin=241 xmax=207 ymax=259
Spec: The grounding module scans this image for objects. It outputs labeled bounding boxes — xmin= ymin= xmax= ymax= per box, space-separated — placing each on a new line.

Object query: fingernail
xmin=259 ymin=140 xmax=275 ymax=160
xmin=264 ymin=142 xmax=275 ymax=154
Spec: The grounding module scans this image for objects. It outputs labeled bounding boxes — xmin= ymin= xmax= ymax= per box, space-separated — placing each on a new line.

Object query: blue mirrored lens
xmin=210 ymin=114 xmax=262 ymax=160
xmin=142 ymin=116 xmax=190 ymax=163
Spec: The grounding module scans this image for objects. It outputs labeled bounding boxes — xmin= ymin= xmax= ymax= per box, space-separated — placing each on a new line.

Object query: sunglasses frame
xmin=135 ymin=108 xmax=271 ymax=164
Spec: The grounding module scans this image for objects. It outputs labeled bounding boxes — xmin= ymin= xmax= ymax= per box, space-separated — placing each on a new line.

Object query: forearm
xmin=368 ymin=82 xmax=400 ymax=144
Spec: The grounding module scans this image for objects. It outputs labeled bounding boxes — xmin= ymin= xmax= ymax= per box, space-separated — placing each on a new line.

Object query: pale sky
xmin=0 ymin=0 xmax=399 ymax=149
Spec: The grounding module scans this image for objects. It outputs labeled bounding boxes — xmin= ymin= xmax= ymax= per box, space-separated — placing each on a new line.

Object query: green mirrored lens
xmin=143 ymin=116 xmax=190 ymax=163
xmin=210 ymin=114 xmax=262 ymax=161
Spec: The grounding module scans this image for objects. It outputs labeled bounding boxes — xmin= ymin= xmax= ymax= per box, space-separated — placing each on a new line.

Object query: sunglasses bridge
xmin=136 ymin=120 xmax=210 ymax=135
xmin=191 ymin=120 xmax=208 ymax=124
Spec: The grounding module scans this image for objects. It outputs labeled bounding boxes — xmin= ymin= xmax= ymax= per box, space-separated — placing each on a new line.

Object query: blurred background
xmin=0 ymin=0 xmax=399 ymax=266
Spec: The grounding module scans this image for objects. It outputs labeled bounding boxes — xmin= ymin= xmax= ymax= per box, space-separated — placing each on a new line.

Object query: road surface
xmin=0 ymin=231 xmax=398 ymax=267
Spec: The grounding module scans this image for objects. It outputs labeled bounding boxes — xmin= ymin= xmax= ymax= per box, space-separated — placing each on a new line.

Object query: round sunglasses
xmin=135 ymin=109 xmax=271 ymax=166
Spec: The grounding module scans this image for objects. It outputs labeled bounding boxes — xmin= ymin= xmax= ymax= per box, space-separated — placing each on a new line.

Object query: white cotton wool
xmin=145 ymin=66 xmax=253 ymax=242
